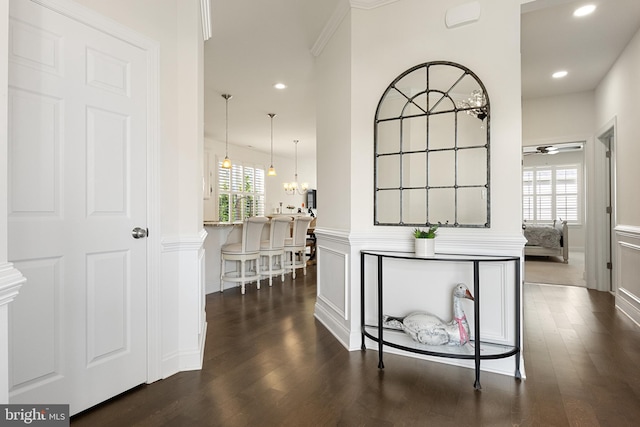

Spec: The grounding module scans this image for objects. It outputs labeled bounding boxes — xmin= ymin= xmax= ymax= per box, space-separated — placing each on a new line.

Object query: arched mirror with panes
xmin=374 ymin=61 xmax=490 ymax=228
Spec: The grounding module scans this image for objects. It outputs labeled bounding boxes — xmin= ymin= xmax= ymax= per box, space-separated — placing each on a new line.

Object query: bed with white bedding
xmin=523 ymin=220 xmax=568 ymax=263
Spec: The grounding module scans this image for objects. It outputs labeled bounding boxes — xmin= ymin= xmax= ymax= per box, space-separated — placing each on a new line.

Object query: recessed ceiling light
xmin=552 ymin=70 xmax=568 ymax=79
xmin=274 ymin=83 xmax=286 ymax=90
xmin=573 ymin=5 xmax=596 ymax=17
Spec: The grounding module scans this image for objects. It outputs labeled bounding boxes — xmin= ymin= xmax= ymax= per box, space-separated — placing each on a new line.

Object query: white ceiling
xmin=204 ymin=0 xmax=341 ymax=161
xmin=521 ymin=0 xmax=640 ymax=99
xmin=204 ymin=0 xmax=640 ymax=160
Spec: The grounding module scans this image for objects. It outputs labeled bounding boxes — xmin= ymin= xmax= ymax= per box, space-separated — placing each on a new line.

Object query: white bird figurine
xmin=383 ymin=283 xmax=474 ymax=346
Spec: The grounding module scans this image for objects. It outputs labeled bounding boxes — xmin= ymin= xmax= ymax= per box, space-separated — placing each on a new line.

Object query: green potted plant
xmin=413 ymin=225 xmax=438 ymax=257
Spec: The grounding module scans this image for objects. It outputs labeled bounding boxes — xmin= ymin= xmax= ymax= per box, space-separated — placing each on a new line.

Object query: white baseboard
xmin=314 ymin=302 xmax=351 ymax=350
xmin=179 ymin=321 xmax=207 ymax=372
xmin=616 ymin=288 xmax=640 ymax=327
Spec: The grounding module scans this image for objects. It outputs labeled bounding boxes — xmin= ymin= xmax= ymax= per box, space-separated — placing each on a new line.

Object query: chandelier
xmin=283 ymin=139 xmax=308 ymax=195
xmin=457 ymin=89 xmax=487 ymax=121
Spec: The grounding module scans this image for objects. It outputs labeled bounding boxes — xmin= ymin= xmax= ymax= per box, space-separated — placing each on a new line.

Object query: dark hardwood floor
xmin=72 ymin=267 xmax=640 ymax=426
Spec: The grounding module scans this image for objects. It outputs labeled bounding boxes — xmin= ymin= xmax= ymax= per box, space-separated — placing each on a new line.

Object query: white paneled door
xmin=7 ymin=1 xmax=148 ymax=415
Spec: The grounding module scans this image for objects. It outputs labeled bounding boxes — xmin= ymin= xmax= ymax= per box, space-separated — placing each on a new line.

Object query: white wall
xmin=595 ymin=25 xmax=640 ymax=323
xmin=314 ymin=0 xmax=526 ymax=378
xmin=316 ymin=11 xmax=352 ymax=233
xmin=522 ymin=91 xmax=595 ymax=141
xmin=596 ymin=29 xmax=640 ymax=226
xmin=347 ymin=0 xmax=523 ymax=236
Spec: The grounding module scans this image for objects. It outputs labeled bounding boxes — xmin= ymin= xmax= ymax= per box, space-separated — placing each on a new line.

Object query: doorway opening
xmin=522 ymin=141 xmax=586 ymax=287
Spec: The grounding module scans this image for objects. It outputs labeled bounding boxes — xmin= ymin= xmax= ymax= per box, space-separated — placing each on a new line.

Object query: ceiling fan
xmin=523 ymin=143 xmax=584 ymax=156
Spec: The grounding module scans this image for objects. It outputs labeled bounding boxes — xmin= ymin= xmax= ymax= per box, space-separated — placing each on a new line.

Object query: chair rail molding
xmin=347 ymin=230 xmax=527 ymax=256
xmin=161 ymin=229 xmax=208 ymax=252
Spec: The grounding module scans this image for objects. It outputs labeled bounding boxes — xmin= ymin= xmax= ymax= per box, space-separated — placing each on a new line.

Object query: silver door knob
xmin=131 ymin=227 xmax=148 ymax=239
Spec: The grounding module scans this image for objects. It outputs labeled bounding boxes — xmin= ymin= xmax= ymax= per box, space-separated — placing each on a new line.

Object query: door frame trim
xmin=29 ymin=0 xmax=162 ymax=382
xmin=597 ymin=118 xmax=618 ymax=294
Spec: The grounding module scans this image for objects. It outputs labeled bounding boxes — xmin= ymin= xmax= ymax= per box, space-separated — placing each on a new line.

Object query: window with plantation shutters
xmin=217 ymin=161 xmax=266 ymax=222
xmin=522 ymin=165 xmax=580 ymax=224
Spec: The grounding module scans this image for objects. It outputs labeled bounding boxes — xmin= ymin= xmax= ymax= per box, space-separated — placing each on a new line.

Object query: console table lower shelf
xmin=362 ymin=326 xmax=520 ymax=383
xmin=360 ymin=250 xmax=522 ymax=390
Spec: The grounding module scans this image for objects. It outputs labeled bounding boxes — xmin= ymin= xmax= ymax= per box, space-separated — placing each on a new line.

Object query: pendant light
xmin=267 ymin=113 xmax=277 ymax=176
xmin=221 ymin=94 xmax=232 ymax=169
xmin=283 ymin=139 xmax=308 ymax=195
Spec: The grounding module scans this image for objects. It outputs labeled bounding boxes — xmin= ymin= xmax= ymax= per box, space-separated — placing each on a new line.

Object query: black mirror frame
xmin=373 ymin=61 xmax=490 ymax=228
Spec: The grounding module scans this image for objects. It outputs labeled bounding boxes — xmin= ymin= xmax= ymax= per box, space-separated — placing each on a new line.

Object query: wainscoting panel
xmin=317 ymin=245 xmax=348 ymax=320
xmin=313 ymin=230 xmax=353 ymax=348
xmin=616 ymin=226 xmax=640 ymax=326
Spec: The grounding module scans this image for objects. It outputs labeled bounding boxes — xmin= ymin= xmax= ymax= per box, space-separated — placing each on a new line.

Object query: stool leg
xmin=220 ymin=256 xmax=224 ymax=293
xmin=280 ymin=253 xmax=285 ymax=282
xmin=292 ymin=251 xmax=296 ymax=278
xmin=303 ymin=249 xmax=307 ymax=276
xmin=240 ymin=260 xmax=246 ymax=295
xmin=256 ymin=259 xmax=261 ymax=290
xmin=268 ymin=254 xmax=273 ymax=286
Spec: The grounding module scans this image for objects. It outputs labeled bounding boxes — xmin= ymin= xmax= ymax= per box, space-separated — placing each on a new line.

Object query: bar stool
xmin=260 ymin=216 xmax=292 ymax=286
xmin=283 ymin=216 xmax=314 ymax=279
xmin=220 ymin=216 xmax=268 ymax=294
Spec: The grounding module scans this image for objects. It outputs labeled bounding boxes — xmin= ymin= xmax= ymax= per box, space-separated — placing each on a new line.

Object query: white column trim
xmin=161 ymin=229 xmax=208 ymax=252
xmin=0 ymin=263 xmax=25 ymax=307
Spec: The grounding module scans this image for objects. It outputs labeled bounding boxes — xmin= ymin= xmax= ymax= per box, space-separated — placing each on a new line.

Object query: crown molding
xmin=350 ymin=0 xmax=401 ymax=10
xmin=200 ymin=0 xmax=212 ymax=41
xmin=311 ymin=0 xmax=350 ymax=57
xmin=311 ymin=0 xmax=402 ymax=57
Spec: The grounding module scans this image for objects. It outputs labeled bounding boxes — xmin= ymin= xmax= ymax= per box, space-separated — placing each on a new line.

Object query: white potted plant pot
xmin=415 ymin=238 xmax=435 ymax=257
